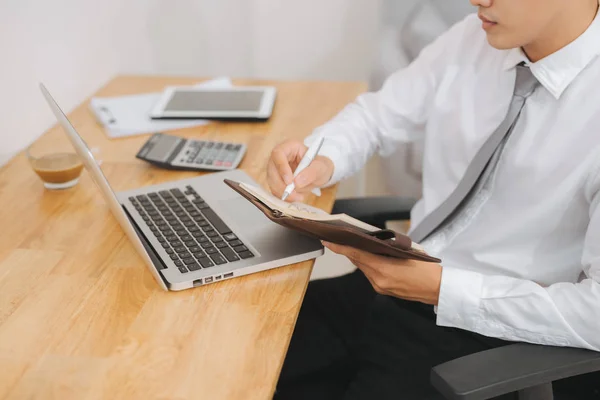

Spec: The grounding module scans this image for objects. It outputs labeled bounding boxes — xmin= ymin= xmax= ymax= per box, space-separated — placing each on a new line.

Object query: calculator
xmin=135 ymin=133 xmax=247 ymax=171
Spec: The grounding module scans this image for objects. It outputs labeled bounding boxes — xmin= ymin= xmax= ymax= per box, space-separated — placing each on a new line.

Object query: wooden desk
xmin=0 ymin=77 xmax=365 ymax=399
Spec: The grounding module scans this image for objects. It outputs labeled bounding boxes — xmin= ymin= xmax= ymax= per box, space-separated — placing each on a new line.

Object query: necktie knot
xmin=514 ymin=64 xmax=540 ymax=98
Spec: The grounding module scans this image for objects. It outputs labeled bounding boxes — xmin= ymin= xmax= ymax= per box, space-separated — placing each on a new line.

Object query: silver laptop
xmin=40 ymin=84 xmax=323 ymax=291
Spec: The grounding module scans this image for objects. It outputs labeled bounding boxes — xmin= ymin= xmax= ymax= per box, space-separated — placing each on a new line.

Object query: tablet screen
xmin=164 ymin=90 xmax=265 ymax=112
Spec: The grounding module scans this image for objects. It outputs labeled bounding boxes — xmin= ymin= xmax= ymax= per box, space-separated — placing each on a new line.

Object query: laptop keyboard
xmin=129 ymin=185 xmax=254 ymax=274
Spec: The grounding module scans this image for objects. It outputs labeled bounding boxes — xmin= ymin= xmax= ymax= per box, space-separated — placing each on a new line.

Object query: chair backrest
xmin=374 ymin=0 xmax=475 ymax=199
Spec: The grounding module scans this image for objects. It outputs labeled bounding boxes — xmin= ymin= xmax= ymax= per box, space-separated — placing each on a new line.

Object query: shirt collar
xmin=502 ymin=3 xmax=600 ymax=99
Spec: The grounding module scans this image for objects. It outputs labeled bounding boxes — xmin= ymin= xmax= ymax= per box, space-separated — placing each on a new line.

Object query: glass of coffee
xmin=26 ymin=139 xmax=84 ymax=190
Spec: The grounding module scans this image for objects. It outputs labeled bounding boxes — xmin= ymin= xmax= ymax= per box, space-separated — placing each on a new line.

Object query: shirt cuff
xmin=303 ymin=133 xmax=347 ymax=188
xmin=436 ymin=267 xmax=484 ymax=331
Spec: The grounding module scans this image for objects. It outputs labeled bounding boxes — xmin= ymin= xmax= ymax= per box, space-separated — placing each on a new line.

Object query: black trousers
xmin=275 ymin=270 xmax=599 ymax=400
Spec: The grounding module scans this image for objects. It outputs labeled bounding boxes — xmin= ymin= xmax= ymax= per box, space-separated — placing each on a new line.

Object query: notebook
xmin=224 ymin=179 xmax=441 ymax=263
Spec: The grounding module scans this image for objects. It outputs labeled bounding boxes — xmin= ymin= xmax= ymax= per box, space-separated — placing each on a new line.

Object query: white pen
xmin=281 ymin=137 xmax=325 ymax=201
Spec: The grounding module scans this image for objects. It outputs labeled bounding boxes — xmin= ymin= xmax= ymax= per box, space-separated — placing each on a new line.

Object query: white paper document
xmin=89 ymin=77 xmax=232 ymax=138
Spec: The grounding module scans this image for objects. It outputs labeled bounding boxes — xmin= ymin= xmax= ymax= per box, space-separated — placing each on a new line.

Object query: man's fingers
xmin=294 ymin=163 xmax=323 ymax=190
xmin=271 ymin=143 xmax=306 ymax=185
xmin=267 ymin=160 xmax=305 ymax=202
xmin=267 ymin=160 xmax=286 ymax=196
xmin=322 ymin=241 xmax=367 ymax=264
xmin=294 ymin=157 xmax=332 ymax=189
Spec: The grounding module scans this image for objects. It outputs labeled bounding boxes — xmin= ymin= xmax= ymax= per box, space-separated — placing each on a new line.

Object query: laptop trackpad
xmin=221 ymin=197 xmax=270 ymax=229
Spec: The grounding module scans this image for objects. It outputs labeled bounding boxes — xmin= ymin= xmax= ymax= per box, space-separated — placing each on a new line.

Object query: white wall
xmin=0 ymin=0 xmax=381 ymax=166
xmin=0 ymin=0 xmax=155 ymax=165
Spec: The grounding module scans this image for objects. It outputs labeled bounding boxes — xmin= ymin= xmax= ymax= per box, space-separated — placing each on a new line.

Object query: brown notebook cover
xmin=224 ymin=179 xmax=441 ymax=263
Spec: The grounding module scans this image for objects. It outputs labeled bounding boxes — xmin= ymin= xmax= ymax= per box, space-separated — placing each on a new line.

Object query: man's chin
xmin=485 ymin=34 xmax=519 ymax=50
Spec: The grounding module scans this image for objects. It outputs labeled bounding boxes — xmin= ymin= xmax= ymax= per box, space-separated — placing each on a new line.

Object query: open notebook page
xmin=238 ymin=182 xmax=426 ymax=252
xmin=239 ymin=182 xmax=380 ymax=232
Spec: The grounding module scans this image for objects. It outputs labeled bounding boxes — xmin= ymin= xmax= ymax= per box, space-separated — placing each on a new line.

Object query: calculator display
xmin=145 ymin=135 xmax=181 ymax=162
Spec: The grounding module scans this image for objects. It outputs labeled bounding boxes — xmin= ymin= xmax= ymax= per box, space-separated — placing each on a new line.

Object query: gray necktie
xmin=410 ymin=65 xmax=540 ymax=243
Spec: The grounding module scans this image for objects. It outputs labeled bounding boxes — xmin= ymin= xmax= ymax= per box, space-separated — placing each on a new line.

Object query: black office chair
xmin=331 ymin=197 xmax=600 ymax=400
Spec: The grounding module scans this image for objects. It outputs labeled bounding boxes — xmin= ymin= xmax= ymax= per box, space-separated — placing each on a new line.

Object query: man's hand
xmin=323 ymin=241 xmax=442 ymax=305
xmin=267 ymin=139 xmax=334 ymax=202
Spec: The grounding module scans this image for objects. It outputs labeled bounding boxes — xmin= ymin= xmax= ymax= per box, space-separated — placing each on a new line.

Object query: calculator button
xmin=223 ymin=162 xmax=232 ymax=167
xmin=215 ymin=143 xmax=223 ymax=150
xmin=214 ymin=161 xmax=223 ymax=167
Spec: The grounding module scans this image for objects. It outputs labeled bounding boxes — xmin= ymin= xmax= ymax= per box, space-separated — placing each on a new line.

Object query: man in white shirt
xmin=269 ymin=0 xmax=600 ymax=399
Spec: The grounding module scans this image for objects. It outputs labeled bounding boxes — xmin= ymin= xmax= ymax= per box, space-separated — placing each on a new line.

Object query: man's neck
xmin=523 ymin=1 xmax=599 ymax=63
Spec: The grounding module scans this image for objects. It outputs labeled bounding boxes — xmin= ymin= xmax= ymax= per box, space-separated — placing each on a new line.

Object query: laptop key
xmin=207 ymin=231 xmax=219 ymax=238
xmin=223 ymin=233 xmax=237 ymax=241
xmin=193 ymin=251 xmax=206 ymax=259
xmin=201 ymin=241 xmax=213 ymax=249
xmin=188 ymin=263 xmax=202 ymax=272
xmin=182 ymin=257 xmax=196 ymax=266
xmin=198 ymin=257 xmax=214 ymax=268
xmin=216 ymin=242 xmax=229 ymax=249
xmin=181 ymin=235 xmax=192 ymax=241
xmin=221 ymin=247 xmax=240 ymax=262
xmin=174 ymin=260 xmax=183 ymax=267
xmin=161 ymin=242 xmax=170 ymax=249
xmin=201 ymin=225 xmax=213 ymax=232
xmin=178 ymin=266 xmax=189 ymax=274
xmin=239 ymin=251 xmax=254 ymax=259
xmin=166 ymin=248 xmax=174 ymax=255
xmin=184 ymin=240 xmax=196 ymax=247
xmin=202 ymin=208 xmax=232 ymax=235
xmin=174 ymin=246 xmax=186 ymax=253
xmin=210 ymin=253 xmax=227 ymax=265
xmin=211 ymin=236 xmax=223 ymax=243
xmin=205 ymin=247 xmax=218 ymax=254
xmin=233 ymin=245 xmax=249 ymax=253
xmin=157 ymin=236 xmax=166 ymax=243
xmin=198 ymin=236 xmax=210 ymax=243
xmin=229 ymin=240 xmax=243 ymax=247
xmin=169 ymin=254 xmax=179 ymax=261
xmin=189 ymin=246 xmax=201 ymax=253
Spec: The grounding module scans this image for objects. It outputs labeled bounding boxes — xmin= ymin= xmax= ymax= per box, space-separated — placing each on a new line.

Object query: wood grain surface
xmin=0 ymin=76 xmax=365 ymax=400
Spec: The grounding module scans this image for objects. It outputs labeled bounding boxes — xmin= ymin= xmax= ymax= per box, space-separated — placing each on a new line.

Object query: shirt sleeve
xmin=304 ymin=15 xmax=479 ymax=187
xmin=436 ymin=160 xmax=600 ymax=351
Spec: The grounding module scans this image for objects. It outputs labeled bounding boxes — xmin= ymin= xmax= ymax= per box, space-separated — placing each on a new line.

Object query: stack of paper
xmin=89 ymin=77 xmax=232 ymax=139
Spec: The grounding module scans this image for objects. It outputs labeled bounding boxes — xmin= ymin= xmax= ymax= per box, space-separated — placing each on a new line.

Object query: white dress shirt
xmin=305 ymin=12 xmax=600 ymax=350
